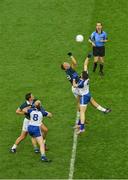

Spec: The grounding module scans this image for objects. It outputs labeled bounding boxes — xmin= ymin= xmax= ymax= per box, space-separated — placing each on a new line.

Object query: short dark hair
xmin=82 ymin=71 xmax=88 ymax=80
xmin=25 ymin=93 xmax=32 ymax=100
xmin=61 ymin=64 xmax=65 ymax=70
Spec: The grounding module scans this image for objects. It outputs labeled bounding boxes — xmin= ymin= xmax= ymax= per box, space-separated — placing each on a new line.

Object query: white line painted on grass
xmin=68 ymin=127 xmax=78 ymax=180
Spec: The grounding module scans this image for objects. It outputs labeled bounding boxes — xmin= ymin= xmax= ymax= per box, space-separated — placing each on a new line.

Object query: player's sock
xmin=99 ymin=64 xmax=104 ymax=73
xmin=12 ymin=144 xmax=17 ymax=149
xmin=77 ymin=123 xmax=85 ymax=134
xmin=97 ymin=105 xmax=106 ymax=112
xmin=93 ymin=62 xmax=97 ymax=72
xmin=77 ymin=119 xmax=81 ymax=125
xmin=80 ymin=123 xmax=85 ymax=131
xmin=41 ymin=154 xmax=46 ymax=158
xmin=34 ymin=147 xmax=40 ymax=153
xmin=43 ymin=139 xmax=46 ymax=144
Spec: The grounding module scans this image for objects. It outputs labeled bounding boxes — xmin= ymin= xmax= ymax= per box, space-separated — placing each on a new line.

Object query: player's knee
xmin=44 ymin=127 xmax=48 ymax=133
xmin=99 ymin=57 xmax=104 ymax=63
xmin=94 ymin=57 xmax=98 ymax=62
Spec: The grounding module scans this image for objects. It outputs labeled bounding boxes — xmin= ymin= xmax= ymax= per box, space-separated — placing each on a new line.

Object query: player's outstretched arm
xmin=67 ymin=52 xmax=77 ymax=69
xmin=16 ymin=108 xmax=26 ymax=115
xmin=83 ymin=53 xmax=92 ymax=71
xmin=84 ymin=57 xmax=89 ymax=71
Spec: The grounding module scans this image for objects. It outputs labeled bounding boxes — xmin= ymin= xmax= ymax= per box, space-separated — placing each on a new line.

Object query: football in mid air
xmin=75 ymin=34 xmax=84 ymax=42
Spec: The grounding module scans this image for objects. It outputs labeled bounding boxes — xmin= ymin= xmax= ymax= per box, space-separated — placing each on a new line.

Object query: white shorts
xmin=72 ymin=86 xmax=79 ymax=98
xmin=22 ymin=118 xmax=29 ymax=132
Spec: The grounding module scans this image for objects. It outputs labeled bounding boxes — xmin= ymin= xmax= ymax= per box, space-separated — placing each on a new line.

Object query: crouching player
xmin=73 ymin=55 xmax=111 ymax=134
xmin=24 ymin=100 xmax=52 ymax=162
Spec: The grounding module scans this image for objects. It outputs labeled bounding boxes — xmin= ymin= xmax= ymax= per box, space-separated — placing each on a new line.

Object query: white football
xmin=76 ymin=34 xmax=84 ymax=42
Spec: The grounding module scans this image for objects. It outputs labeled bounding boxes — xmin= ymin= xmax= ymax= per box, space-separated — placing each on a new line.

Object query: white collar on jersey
xmin=26 ymin=100 xmax=32 ymax=105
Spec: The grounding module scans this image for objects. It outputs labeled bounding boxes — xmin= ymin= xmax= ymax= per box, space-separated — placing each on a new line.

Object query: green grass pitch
xmin=0 ymin=0 xmax=128 ymax=179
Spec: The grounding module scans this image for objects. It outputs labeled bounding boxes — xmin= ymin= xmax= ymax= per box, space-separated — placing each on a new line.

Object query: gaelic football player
xmin=61 ymin=53 xmax=81 ymax=125
xmin=73 ymin=56 xmax=111 ymax=134
xmin=11 ymin=93 xmax=48 ymax=153
xmin=24 ymin=100 xmax=52 ymax=162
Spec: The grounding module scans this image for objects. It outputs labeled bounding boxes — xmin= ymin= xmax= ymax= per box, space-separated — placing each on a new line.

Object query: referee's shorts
xmin=93 ymin=46 xmax=105 ymax=57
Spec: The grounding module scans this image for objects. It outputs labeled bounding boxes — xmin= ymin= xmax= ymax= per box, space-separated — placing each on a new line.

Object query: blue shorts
xmin=28 ymin=125 xmax=42 ymax=138
xmin=80 ymin=93 xmax=91 ymax=105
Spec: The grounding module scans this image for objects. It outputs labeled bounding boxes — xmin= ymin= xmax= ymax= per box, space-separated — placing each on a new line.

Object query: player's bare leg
xmin=74 ymin=96 xmax=80 ymax=129
xmin=36 ymin=136 xmax=51 ymax=162
xmin=77 ymin=105 xmax=87 ymax=134
xmin=41 ymin=123 xmax=48 ymax=151
xmin=90 ymin=97 xmax=111 ymax=113
xmin=74 ymin=96 xmax=89 ymax=130
xmin=41 ymin=123 xmax=48 ymax=140
xmin=36 ymin=136 xmax=45 ymax=156
xmin=15 ymin=131 xmax=28 ymax=145
xmin=11 ymin=131 xmax=28 ymax=152
xmin=31 ymin=137 xmax=40 ymax=153
xmin=11 ymin=131 xmax=38 ymax=153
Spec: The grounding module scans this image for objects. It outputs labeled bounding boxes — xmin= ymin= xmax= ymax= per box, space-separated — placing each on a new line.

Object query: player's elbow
xmin=16 ymin=109 xmax=21 ymax=114
xmin=16 ymin=109 xmax=19 ymax=114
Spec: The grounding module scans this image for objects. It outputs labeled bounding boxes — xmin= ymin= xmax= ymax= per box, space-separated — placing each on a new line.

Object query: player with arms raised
xmin=73 ymin=56 xmax=111 ymax=134
xmin=61 ymin=53 xmax=81 ymax=124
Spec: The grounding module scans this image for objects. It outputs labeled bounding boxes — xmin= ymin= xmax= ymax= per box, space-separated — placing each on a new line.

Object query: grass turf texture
xmin=0 ymin=0 xmax=128 ymax=179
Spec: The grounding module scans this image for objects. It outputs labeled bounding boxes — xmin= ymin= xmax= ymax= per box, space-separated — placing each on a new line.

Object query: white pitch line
xmin=68 ymin=126 xmax=78 ymax=180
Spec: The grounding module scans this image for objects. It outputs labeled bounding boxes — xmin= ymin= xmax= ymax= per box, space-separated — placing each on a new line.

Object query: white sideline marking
xmin=68 ymin=127 xmax=78 ymax=180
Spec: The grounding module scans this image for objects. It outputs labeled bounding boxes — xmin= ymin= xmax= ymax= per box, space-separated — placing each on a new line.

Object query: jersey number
xmin=67 ymin=75 xmax=71 ymax=81
xmin=33 ymin=114 xmax=39 ymax=121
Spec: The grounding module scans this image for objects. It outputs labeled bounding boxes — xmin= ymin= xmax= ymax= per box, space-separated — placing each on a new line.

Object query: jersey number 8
xmin=33 ymin=114 xmax=39 ymax=121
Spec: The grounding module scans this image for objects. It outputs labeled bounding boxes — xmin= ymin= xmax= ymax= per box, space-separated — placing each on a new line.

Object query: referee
xmin=89 ymin=22 xmax=108 ymax=75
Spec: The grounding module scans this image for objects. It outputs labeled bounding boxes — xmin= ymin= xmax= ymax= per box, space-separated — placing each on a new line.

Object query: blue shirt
xmin=77 ymin=79 xmax=85 ymax=88
xmin=65 ymin=67 xmax=79 ymax=84
xmin=90 ymin=31 xmax=107 ymax=47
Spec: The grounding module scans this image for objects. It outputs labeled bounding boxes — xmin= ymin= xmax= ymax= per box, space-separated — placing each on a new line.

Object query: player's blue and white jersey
xmin=65 ymin=67 xmax=79 ymax=84
xmin=27 ymin=108 xmax=48 ymax=126
xmin=77 ymin=78 xmax=90 ymax=96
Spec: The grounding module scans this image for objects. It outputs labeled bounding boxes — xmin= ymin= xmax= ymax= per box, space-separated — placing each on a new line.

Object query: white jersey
xmin=77 ymin=79 xmax=90 ymax=96
xmin=28 ymin=108 xmax=48 ymax=126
